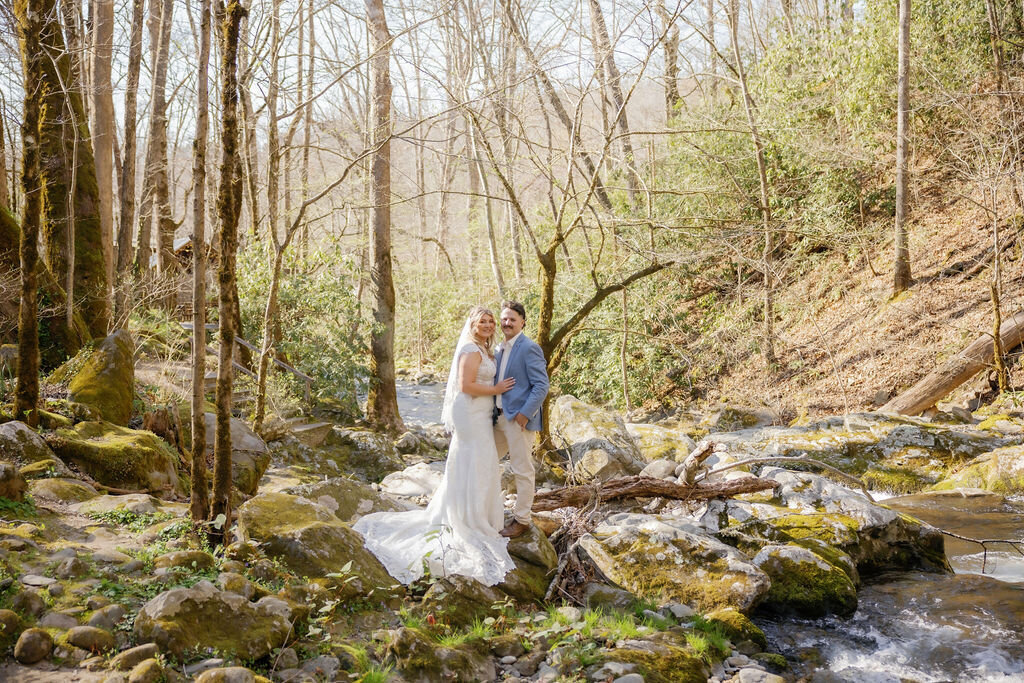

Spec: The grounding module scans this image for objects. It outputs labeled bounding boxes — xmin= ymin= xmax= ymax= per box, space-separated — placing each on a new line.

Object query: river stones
xmin=284 ymin=476 xmax=409 ymax=522
xmin=44 ymin=421 xmax=181 ymax=495
xmin=14 ymin=628 xmax=53 ymax=664
xmin=134 ymin=581 xmax=290 ymax=659
xmin=65 ymin=625 xmax=115 ymax=653
xmin=550 ymin=396 xmax=646 ymax=482
xmin=68 ymin=329 xmax=135 ymax=426
xmin=579 ymin=513 xmax=770 ymax=613
xmin=0 ymin=609 xmax=21 ymax=651
xmin=384 ymin=626 xmax=496 ymax=683
xmin=931 ymin=443 xmax=1024 ymax=494
xmin=236 ymin=492 xmax=395 ymax=596
xmin=752 ymin=544 xmax=858 ymax=617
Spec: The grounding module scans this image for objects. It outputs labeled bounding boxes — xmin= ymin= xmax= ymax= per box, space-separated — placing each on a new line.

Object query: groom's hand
xmin=514 ymin=413 xmax=528 ymax=429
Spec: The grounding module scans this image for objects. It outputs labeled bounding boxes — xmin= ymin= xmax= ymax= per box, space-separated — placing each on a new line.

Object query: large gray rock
xmin=385 ymin=626 xmax=496 ymax=683
xmin=550 ymin=396 xmax=646 ymax=482
xmin=627 ymin=423 xmax=698 ymax=463
xmin=199 ymin=414 xmax=271 ymax=497
xmin=0 ymin=422 xmax=69 ymax=477
xmin=752 ymin=543 xmax=857 ymax=617
xmin=579 ymin=513 xmax=771 ymax=613
xmin=29 ymin=478 xmax=99 ymax=503
xmin=133 ymin=581 xmax=291 ymax=659
xmin=499 ymin=525 xmax=559 ymax=603
xmin=931 ymin=443 xmax=1024 ymax=494
xmin=379 ymin=461 xmax=446 ymax=498
xmin=284 ymin=476 xmax=410 ymax=522
xmin=68 ymin=329 xmax=135 ymax=426
xmin=235 ymin=492 xmax=396 ymax=596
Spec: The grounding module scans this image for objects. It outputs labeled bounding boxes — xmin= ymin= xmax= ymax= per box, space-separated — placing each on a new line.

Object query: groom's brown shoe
xmin=500 ymin=520 xmax=530 ymax=538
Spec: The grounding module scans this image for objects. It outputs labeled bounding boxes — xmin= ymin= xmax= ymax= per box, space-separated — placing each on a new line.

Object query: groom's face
xmin=500 ymin=308 xmax=525 ymax=340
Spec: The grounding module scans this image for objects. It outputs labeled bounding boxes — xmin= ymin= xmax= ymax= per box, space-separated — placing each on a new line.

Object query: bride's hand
xmin=495 ymin=378 xmax=515 ymax=394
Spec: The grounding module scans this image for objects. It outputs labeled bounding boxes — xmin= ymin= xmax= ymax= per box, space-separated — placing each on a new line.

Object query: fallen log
xmin=880 ymin=309 xmax=1024 ymax=416
xmin=531 ymin=475 xmax=779 ymax=512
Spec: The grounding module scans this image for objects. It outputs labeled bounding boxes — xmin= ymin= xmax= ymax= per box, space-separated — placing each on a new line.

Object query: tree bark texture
xmin=90 ymin=0 xmax=116 ymax=289
xmin=365 ymin=0 xmax=404 ymax=433
xmin=880 ymin=310 xmax=1024 ymax=415
xmin=190 ymin=0 xmax=213 ymax=523
xmin=0 ymin=107 xmax=8 ymax=211
xmin=893 ymin=0 xmax=913 ymax=295
xmin=30 ymin=0 xmax=109 ymax=338
xmin=211 ymin=0 xmax=247 ymax=543
xmin=116 ymin=0 xmax=145 ymax=286
xmin=531 ymin=475 xmax=778 ymax=512
xmin=14 ymin=0 xmax=43 ymax=427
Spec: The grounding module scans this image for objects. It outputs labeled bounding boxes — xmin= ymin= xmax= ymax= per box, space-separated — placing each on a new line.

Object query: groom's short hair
xmin=502 ymin=300 xmax=527 ymax=321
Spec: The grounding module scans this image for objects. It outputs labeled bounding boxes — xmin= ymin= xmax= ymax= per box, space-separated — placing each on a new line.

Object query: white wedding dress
xmin=353 ymin=344 xmax=515 ymax=586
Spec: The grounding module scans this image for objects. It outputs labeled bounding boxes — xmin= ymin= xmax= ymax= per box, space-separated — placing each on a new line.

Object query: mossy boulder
xmin=133 ymin=581 xmax=291 ymax=659
xmin=384 ymin=626 xmax=495 ymax=683
xmin=579 ymin=513 xmax=770 ymax=613
xmin=73 ymin=492 xmax=165 ymax=516
xmin=498 ymin=524 xmax=559 ymax=603
xmin=700 ymin=404 xmax=774 ymax=432
xmin=29 ymin=477 xmax=99 ymax=503
xmin=752 ymin=544 xmax=858 ymax=617
xmin=703 ymin=607 xmax=766 ymax=649
xmin=0 ymin=608 xmax=22 ymax=652
xmin=607 ymin=630 xmax=710 ymax=683
xmin=283 ymin=476 xmax=408 ymax=523
xmin=44 ymin=421 xmax=181 ymax=495
xmin=68 ymin=329 xmax=134 ymax=426
xmin=322 ymin=427 xmax=406 ymax=480
xmin=0 ymin=421 xmax=65 ymax=472
xmin=626 ymin=423 xmax=698 ymax=463
xmin=180 ymin=412 xmax=272 ymax=497
xmin=931 ymin=444 xmax=1024 ymax=494
xmin=418 ymin=575 xmax=507 ymax=629
xmin=236 ymin=492 xmax=396 ymax=596
xmin=550 ymin=396 xmax=646 ymax=482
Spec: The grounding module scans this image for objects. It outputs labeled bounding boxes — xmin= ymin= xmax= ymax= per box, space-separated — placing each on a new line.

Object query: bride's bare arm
xmin=459 ymin=351 xmax=515 ymax=396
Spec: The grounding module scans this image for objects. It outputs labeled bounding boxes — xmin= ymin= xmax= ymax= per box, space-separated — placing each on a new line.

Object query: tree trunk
xmin=470 ymin=125 xmax=505 ymax=297
xmin=880 ymin=310 xmax=1024 ymax=415
xmin=728 ymin=0 xmax=775 ymax=365
xmin=14 ymin=0 xmax=43 ymax=427
xmin=365 ymin=0 xmax=404 ymax=433
xmin=90 ymin=0 xmax=115 ymax=291
xmin=0 ymin=104 xmax=8 ymax=211
xmin=190 ymin=0 xmax=212 ymax=524
xmin=657 ymin=2 xmax=681 ymax=120
xmin=707 ymin=0 xmax=717 ymax=99
xmin=531 ymin=475 xmax=778 ymax=512
xmin=153 ymin=0 xmax=176 ymax=278
xmin=587 ymin=0 xmax=639 ymax=205
xmin=116 ymin=0 xmax=145 ymax=296
xmin=893 ymin=0 xmax=913 ymax=295
xmin=210 ymin=0 xmax=246 ymax=545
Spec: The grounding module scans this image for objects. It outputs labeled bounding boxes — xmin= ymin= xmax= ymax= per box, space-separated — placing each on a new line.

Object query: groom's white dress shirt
xmin=496 ymin=331 xmax=522 ymax=410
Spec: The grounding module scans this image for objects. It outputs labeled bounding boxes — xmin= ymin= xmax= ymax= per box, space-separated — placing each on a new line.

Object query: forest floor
xmin=682 ymin=169 xmax=1024 ymax=423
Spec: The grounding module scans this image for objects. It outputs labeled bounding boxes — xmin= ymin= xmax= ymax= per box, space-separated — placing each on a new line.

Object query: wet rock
xmin=236 ymin=492 xmax=395 ymax=596
xmin=14 ymin=627 xmax=53 ymax=664
xmin=283 ymin=476 xmax=409 ymax=523
xmin=68 ymin=329 xmax=135 ymax=425
xmin=109 ymin=643 xmax=161 ymax=671
xmin=579 ymin=513 xmax=770 ymax=613
xmin=0 ymin=461 xmax=27 ymax=502
xmin=550 ymin=396 xmax=646 ymax=482
xmin=66 ymin=625 xmax=115 ymax=653
xmin=385 ymin=626 xmax=496 ymax=683
xmin=753 ymin=544 xmax=857 ymax=617
xmin=133 ymin=581 xmax=291 ymax=659
xmin=30 ymin=477 xmax=98 ymax=503
xmin=44 ymin=421 xmax=181 ymax=494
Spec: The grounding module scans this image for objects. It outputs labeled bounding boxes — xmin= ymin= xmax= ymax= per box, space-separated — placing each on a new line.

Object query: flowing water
xmin=392 ymin=385 xmax=1024 ymax=680
xmin=758 ymin=491 xmax=1024 ymax=682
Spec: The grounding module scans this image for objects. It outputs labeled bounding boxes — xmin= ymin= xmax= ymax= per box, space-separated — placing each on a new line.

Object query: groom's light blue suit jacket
xmin=494 ymin=334 xmax=550 ymax=431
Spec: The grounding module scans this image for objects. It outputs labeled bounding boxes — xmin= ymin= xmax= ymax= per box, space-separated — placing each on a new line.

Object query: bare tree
xmin=364 ymin=0 xmax=404 ymax=433
xmin=90 ymin=0 xmax=116 ymax=288
xmin=116 ymin=0 xmax=145 ymax=293
xmin=190 ymin=0 xmax=213 ymax=524
xmin=892 ymin=0 xmax=912 ymax=295
xmin=657 ymin=2 xmax=682 ymax=120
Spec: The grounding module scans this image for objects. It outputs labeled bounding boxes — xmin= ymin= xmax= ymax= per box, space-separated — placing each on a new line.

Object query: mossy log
xmin=880 ymin=310 xmax=1024 ymax=415
xmin=531 ymin=475 xmax=779 ymax=512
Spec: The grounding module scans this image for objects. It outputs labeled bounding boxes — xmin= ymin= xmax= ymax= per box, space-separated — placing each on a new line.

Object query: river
xmin=392 ymin=383 xmax=1024 ymax=681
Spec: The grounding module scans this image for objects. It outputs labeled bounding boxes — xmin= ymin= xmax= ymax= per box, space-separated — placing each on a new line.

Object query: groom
xmin=493 ymin=301 xmax=550 ymax=539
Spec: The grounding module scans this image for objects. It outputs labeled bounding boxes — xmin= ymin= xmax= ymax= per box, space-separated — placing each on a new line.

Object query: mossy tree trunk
xmin=190 ymin=0 xmax=213 ymax=524
xmin=210 ymin=0 xmax=246 ymax=545
xmin=33 ymin=0 xmax=110 ymax=338
xmin=892 ymin=0 xmax=913 ymax=295
xmin=14 ymin=0 xmax=43 ymax=427
xmin=365 ymin=0 xmax=404 ymax=434
xmin=90 ymin=0 xmax=115 ymax=289
xmin=115 ymin=0 xmax=145 ymax=306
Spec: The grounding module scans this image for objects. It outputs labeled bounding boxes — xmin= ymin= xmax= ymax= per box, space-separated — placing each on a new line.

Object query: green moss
xmin=977 ymin=414 xmax=1012 ymax=431
xmin=768 ymin=513 xmax=861 ymax=547
xmin=612 ymin=644 xmax=708 ymax=683
xmin=67 ymin=331 xmax=134 ymax=426
xmin=703 ymin=608 xmax=767 ymax=649
xmin=753 ymin=652 xmax=789 ymax=670
xmin=756 ymin=548 xmax=857 ymax=618
xmin=862 ymin=467 xmax=931 ymax=495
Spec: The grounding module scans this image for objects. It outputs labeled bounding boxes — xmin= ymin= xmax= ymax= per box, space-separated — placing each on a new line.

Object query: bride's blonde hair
xmin=467 ymin=305 xmax=496 ymax=354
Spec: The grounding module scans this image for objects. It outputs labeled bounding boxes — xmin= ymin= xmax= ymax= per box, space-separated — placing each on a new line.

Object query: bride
xmin=353 ymin=306 xmax=517 ymax=586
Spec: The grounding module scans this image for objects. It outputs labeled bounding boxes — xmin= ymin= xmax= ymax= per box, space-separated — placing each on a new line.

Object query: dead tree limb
xmin=698 ymin=455 xmax=876 ymax=502
xmin=531 ymin=475 xmax=778 ymax=512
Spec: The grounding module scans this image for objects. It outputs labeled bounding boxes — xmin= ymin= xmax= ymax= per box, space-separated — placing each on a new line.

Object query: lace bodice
xmin=459 ymin=344 xmax=496 ymax=387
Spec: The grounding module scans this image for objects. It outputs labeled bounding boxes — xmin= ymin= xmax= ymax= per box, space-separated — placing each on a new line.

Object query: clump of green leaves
xmin=87 ymin=509 xmax=174 ymax=533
